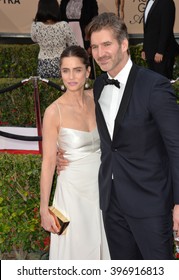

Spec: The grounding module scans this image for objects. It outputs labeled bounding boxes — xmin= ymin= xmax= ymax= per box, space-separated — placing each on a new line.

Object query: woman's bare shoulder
xmin=44 ymin=99 xmax=61 ymax=118
xmin=45 ymin=95 xmax=70 ymax=116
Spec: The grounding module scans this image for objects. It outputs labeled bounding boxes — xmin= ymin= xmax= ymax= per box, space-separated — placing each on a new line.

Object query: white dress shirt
xmin=99 ymin=58 xmax=133 ymax=139
xmin=144 ymin=0 xmax=155 ymax=23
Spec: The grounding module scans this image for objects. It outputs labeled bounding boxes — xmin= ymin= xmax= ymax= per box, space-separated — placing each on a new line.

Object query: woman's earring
xmin=60 ymin=84 xmax=66 ymax=92
xmin=84 ymin=78 xmax=90 ymax=89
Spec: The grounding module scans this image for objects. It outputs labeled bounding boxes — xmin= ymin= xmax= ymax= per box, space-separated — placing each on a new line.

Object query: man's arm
xmin=149 ymin=76 xmax=179 ymax=235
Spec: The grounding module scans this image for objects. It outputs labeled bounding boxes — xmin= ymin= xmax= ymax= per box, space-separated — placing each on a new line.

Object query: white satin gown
xmin=49 ymin=124 xmax=110 ymax=260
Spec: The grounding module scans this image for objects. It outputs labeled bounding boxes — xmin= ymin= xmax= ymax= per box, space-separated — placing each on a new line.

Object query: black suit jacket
xmin=143 ymin=0 xmax=176 ymax=59
xmin=59 ymin=0 xmax=98 ymax=49
xmin=93 ymin=64 xmax=179 ymax=217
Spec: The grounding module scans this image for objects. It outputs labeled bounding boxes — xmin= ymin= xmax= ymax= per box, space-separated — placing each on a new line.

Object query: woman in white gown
xmin=40 ymin=45 xmax=110 ymax=260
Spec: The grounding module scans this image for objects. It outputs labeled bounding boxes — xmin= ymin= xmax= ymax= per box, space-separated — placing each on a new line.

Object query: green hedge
xmin=0 ymin=153 xmax=57 ymax=259
xmin=0 ymin=78 xmax=62 ymax=127
xmin=0 ymin=44 xmax=39 ymax=78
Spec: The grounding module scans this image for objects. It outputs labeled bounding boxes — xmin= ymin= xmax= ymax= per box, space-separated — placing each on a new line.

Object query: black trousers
xmin=147 ymin=56 xmax=175 ymax=80
xmin=102 ymin=186 xmax=174 ymax=260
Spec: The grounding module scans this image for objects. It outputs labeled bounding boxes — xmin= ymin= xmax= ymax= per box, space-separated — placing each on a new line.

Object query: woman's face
xmin=60 ymin=56 xmax=90 ymax=91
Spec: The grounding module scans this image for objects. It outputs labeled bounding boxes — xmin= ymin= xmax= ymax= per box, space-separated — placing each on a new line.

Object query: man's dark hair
xmin=86 ymin=12 xmax=129 ymax=44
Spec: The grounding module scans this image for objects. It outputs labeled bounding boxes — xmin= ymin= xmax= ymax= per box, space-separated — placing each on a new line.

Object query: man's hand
xmin=173 ymin=204 xmax=179 ymax=237
xmin=141 ymin=51 xmax=146 ymax=60
xmin=56 ymin=148 xmax=69 ymax=175
xmin=154 ymin=53 xmax=163 ymax=63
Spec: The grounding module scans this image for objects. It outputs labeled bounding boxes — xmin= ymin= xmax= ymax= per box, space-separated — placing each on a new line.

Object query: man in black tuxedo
xmin=86 ymin=12 xmax=179 ymax=259
xmin=141 ymin=0 xmax=177 ymax=79
xmin=58 ymin=12 xmax=179 ymax=259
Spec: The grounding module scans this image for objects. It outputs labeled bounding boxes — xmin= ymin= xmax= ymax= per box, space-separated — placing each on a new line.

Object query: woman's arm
xmin=30 ymin=22 xmax=37 ymax=42
xmin=40 ymin=103 xmax=60 ymax=233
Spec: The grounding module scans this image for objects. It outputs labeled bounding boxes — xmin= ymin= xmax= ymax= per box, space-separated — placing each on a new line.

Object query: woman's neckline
xmin=60 ymin=127 xmax=97 ymax=133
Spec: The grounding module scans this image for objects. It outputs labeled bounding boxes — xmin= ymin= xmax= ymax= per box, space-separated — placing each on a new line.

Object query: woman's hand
xmin=40 ymin=209 xmax=60 ymax=234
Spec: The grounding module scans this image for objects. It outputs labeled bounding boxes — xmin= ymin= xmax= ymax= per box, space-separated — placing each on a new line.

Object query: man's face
xmin=90 ymin=28 xmax=128 ymax=77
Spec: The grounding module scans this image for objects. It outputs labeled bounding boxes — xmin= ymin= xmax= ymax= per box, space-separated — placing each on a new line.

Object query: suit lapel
xmin=93 ymin=73 xmax=107 ymax=102
xmin=112 ymin=64 xmax=139 ymax=141
xmin=94 ymin=73 xmax=112 ymax=142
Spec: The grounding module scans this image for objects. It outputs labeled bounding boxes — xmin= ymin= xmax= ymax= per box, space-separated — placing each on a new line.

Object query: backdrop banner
xmin=0 ymin=0 xmax=179 ymax=37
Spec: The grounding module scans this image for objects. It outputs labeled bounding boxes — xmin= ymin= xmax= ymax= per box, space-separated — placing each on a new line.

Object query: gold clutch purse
xmin=48 ymin=206 xmax=70 ymax=235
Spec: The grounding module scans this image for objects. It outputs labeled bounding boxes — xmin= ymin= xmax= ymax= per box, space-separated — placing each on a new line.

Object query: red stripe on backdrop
xmin=0 ymin=150 xmax=40 ymax=155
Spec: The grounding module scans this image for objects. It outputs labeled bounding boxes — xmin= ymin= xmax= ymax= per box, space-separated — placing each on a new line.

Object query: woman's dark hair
xmin=60 ymin=45 xmax=90 ymax=69
xmin=34 ymin=0 xmax=61 ymax=22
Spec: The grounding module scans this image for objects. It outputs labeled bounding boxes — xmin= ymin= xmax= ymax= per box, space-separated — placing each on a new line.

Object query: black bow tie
xmin=104 ymin=78 xmax=120 ymax=89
